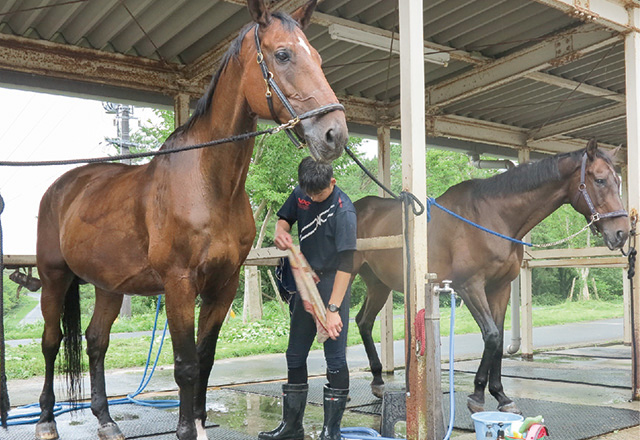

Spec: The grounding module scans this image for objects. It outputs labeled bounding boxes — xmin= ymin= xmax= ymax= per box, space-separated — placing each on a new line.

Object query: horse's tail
xmin=61 ymin=277 xmax=83 ymax=407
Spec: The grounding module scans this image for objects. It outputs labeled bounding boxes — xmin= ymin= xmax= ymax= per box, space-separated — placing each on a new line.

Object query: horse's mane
xmin=470 ymin=148 xmax=612 ymax=197
xmin=162 ymin=12 xmax=300 ymax=148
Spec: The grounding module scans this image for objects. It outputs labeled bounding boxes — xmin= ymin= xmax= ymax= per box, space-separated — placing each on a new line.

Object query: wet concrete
xmin=5 ymin=319 xmax=639 ymax=439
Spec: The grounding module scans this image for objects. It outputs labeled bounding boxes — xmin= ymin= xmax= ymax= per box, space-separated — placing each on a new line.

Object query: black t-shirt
xmin=277 ymin=185 xmax=357 ymax=272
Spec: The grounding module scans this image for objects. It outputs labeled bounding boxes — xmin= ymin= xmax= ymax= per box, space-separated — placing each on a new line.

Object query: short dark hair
xmin=298 ymin=156 xmax=333 ymax=195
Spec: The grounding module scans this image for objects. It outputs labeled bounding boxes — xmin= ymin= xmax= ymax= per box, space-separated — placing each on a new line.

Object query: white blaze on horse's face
xmin=298 ymin=36 xmax=311 ymax=56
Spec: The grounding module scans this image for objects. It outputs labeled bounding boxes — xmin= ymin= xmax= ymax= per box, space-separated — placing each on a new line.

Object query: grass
xmin=4 ymin=298 xmax=624 ymax=381
xmin=3 ymin=295 xmax=38 ymax=330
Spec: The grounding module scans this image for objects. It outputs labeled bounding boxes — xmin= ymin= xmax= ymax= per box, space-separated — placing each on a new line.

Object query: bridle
xmin=576 ymin=152 xmax=628 ymax=224
xmin=253 ymin=25 xmax=345 ymax=148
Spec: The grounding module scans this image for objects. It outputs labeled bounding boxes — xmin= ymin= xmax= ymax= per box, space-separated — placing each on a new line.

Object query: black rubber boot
xmin=319 ymin=384 xmax=349 ymax=440
xmin=258 ymin=383 xmax=308 ymax=440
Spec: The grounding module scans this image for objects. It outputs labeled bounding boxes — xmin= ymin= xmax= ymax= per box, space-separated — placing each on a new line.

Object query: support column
xmin=377 ymin=126 xmax=395 ymax=374
xmin=174 ymin=93 xmax=191 ymax=128
xmin=624 ymin=9 xmax=640 ymax=400
xmin=399 ymin=1 xmax=442 ymax=438
xmin=518 ymin=149 xmax=533 ymax=359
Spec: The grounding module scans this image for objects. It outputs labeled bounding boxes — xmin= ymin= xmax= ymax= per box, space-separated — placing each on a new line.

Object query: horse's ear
xmin=290 ymin=0 xmax=317 ymax=30
xmin=608 ymin=145 xmax=623 ymax=166
xmin=248 ymin=0 xmax=271 ymax=27
xmin=586 ymin=138 xmax=598 ymax=160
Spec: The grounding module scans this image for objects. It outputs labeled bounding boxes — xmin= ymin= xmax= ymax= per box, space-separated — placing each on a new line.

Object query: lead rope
xmin=0 ymin=192 xmax=9 ymax=428
xmin=625 ymin=210 xmax=638 ymax=399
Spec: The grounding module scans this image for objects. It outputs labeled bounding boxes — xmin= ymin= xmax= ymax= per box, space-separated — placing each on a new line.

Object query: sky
xmin=0 ymin=87 xmax=155 ymax=255
xmin=0 ymin=87 xmax=378 ymax=255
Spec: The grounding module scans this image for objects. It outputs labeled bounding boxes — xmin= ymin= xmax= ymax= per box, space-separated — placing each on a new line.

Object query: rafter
xmin=427 ymin=24 xmax=622 ymax=108
xmin=529 ymin=103 xmax=626 ymax=140
xmin=531 ymin=0 xmax=638 ymax=33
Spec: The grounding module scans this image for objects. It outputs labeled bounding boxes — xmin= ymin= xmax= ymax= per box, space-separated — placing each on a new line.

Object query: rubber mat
xmin=352 ymin=391 xmax=640 ymax=440
xmin=228 ymin=376 xmax=381 ymax=408
xmin=4 ymin=404 xmax=253 ymax=440
xmin=453 ymin=363 xmax=630 ymax=389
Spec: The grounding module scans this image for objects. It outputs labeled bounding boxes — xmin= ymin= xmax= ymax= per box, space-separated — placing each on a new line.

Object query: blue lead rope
xmin=427 ymin=198 xmax=533 ymax=247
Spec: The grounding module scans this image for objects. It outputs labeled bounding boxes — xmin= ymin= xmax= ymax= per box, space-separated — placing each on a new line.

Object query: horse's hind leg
xmin=35 ymin=268 xmax=74 ymax=440
xmin=194 ymin=276 xmax=239 ymax=440
xmin=85 ymin=288 xmax=125 ymax=440
xmin=355 ymin=264 xmax=392 ymax=398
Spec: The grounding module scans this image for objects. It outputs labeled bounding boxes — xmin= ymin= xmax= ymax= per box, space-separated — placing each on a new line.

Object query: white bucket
xmin=471 ymin=411 xmax=524 ymax=440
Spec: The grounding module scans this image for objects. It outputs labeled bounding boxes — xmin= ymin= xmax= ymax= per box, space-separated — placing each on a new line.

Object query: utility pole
xmin=103 ymin=102 xmax=134 ymax=318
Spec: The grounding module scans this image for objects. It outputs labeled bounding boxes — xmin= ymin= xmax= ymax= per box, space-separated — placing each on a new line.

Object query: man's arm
xmin=274 ymin=218 xmax=294 ymax=250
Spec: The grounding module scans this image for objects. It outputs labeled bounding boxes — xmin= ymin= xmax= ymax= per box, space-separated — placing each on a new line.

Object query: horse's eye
xmin=275 ymin=50 xmax=290 ymax=63
xmin=595 ymin=178 xmax=606 ymax=185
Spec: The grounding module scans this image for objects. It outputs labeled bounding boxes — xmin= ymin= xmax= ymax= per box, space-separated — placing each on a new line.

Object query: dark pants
xmin=285 ymin=271 xmax=350 ymax=375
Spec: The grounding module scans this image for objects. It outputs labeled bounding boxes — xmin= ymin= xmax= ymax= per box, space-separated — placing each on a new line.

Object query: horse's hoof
xmin=371 ymin=383 xmax=384 ymax=399
xmin=498 ymin=401 xmax=522 ymax=415
xmin=35 ymin=421 xmax=59 ymax=440
xmin=98 ymin=422 xmax=126 ymax=440
xmin=466 ymin=395 xmax=484 ymax=413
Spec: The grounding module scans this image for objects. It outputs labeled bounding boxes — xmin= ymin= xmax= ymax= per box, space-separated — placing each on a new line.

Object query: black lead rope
xmin=0 ymin=192 xmax=9 ymax=429
xmin=343 ymin=145 xmax=427 ymax=396
xmin=626 ymin=213 xmax=639 ymax=399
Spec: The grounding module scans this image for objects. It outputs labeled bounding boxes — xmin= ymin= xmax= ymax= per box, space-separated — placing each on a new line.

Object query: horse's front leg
xmin=85 ymin=288 xmax=125 ymax=440
xmin=165 ymin=278 xmax=199 ymax=440
xmin=456 ymin=281 xmax=501 ymax=413
xmin=194 ymin=272 xmax=240 ymax=440
xmin=487 ymin=284 xmax=521 ymax=414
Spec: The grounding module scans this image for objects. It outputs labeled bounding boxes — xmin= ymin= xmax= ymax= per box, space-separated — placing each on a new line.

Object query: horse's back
xmin=37 ymin=162 xmax=161 ymax=293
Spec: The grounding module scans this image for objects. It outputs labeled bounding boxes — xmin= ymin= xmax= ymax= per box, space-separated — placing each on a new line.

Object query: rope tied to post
xmin=0 ymin=191 xmax=9 ymax=428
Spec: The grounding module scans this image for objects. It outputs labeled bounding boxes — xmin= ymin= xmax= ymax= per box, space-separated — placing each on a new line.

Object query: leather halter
xmin=577 ymin=152 xmax=628 ymax=223
xmin=253 ymin=25 xmax=345 ymax=148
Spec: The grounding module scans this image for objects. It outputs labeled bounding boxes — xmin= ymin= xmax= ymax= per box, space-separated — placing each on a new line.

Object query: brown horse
xmin=353 ymin=141 xmax=627 ymax=414
xmin=34 ymin=2 xmax=346 ymax=440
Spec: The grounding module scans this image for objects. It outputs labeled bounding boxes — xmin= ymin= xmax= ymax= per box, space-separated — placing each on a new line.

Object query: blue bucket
xmin=471 ymin=412 xmax=524 ymax=440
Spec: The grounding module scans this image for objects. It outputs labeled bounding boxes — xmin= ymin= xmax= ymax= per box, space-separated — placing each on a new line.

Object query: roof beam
xmin=427 ymin=24 xmax=622 ymax=108
xmin=310 ymin=12 xmax=624 ymax=103
xmin=0 ymin=33 xmax=203 ymax=96
xmin=529 ymin=102 xmax=627 ymax=140
xmin=531 ymin=0 xmax=638 ymax=33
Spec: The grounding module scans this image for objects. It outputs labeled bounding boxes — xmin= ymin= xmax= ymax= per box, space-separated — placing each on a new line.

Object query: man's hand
xmin=274 ymin=231 xmax=293 ymax=250
xmin=274 ymin=219 xmax=294 ymax=250
xmin=325 ymin=309 xmax=343 ymax=340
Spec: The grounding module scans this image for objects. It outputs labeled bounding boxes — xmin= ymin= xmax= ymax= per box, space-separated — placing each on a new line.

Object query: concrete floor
xmin=4 ymin=319 xmax=639 ymax=439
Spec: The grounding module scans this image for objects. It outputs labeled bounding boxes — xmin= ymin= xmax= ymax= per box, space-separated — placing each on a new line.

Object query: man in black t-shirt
xmin=259 ymin=157 xmax=357 ymax=440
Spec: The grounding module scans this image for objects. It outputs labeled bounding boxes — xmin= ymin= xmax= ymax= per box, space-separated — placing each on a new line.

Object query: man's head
xmin=298 ymin=156 xmax=336 ymax=203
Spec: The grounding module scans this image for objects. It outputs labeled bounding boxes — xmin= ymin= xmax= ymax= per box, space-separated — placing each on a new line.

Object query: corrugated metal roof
xmin=0 ymin=0 xmax=634 ymax=154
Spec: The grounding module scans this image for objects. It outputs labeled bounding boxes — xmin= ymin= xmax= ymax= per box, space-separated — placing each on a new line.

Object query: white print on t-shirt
xmin=299 ymin=204 xmax=335 ymax=242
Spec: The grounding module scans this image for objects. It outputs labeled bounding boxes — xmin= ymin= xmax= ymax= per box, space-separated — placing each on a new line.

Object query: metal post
xmin=624 ymin=8 xmax=640 ymax=400
xmin=399 ymin=1 xmax=441 ymax=438
xmin=622 ymin=168 xmax=632 ymax=345
xmin=377 ymin=126 xmax=394 ymax=374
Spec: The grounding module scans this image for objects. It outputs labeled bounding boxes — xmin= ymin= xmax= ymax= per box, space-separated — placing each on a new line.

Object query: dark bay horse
xmin=34 ymin=1 xmax=346 ymax=440
xmin=353 ymin=141 xmax=627 ymax=414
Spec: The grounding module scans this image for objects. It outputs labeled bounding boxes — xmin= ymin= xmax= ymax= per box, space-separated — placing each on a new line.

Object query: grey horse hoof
xmin=98 ymin=422 xmax=126 ymax=440
xmin=466 ymin=396 xmax=484 ymax=413
xmin=371 ymin=383 xmax=385 ymax=399
xmin=36 ymin=421 xmax=59 ymax=440
xmin=498 ymin=401 xmax=522 ymax=415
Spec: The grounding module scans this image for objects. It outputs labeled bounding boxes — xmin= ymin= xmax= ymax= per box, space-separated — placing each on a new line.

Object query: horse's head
xmin=241 ymin=0 xmax=347 ymax=163
xmin=569 ymin=139 xmax=628 ymax=250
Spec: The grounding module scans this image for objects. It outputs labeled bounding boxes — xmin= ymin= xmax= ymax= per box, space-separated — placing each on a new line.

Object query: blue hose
xmin=7 ymin=295 xmax=179 ymax=425
xmin=341 ymin=289 xmax=457 ymax=440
